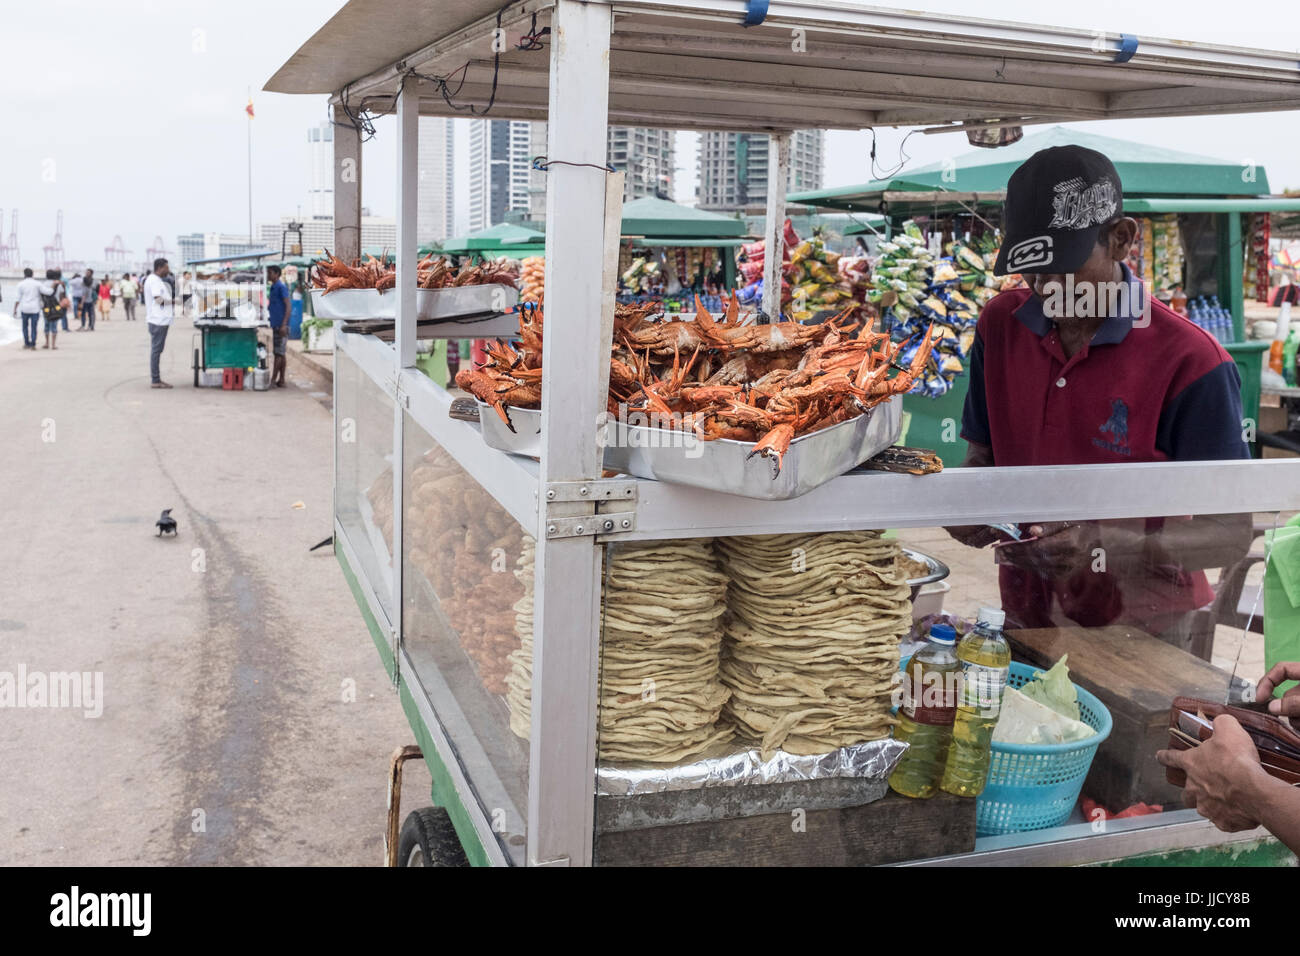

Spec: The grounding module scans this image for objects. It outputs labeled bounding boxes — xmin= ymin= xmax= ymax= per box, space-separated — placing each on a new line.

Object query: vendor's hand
xmin=945 ymin=524 xmax=1003 ymax=549
xmin=1257 ymin=662 xmax=1300 ymax=718
xmin=993 ymin=523 xmax=1098 ymax=579
xmin=1157 ymin=715 xmax=1266 ymax=833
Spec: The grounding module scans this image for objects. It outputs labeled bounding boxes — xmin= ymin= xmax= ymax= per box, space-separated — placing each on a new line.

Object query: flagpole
xmin=247 ymin=86 xmax=253 ymax=245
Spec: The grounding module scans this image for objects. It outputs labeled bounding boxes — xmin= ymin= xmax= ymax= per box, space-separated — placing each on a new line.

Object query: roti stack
xmin=715 ymin=531 xmax=910 ymax=758
xmin=506 ymin=538 xmax=734 ymax=764
xmin=598 ymin=539 xmax=732 ymax=763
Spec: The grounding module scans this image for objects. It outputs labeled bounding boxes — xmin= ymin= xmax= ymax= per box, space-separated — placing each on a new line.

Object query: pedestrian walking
xmin=266 ymin=264 xmax=290 ymax=387
xmin=97 ymin=277 xmax=113 ymax=323
xmin=80 ymin=269 xmax=97 ymax=330
xmin=13 ymin=267 xmax=46 ymax=350
xmin=180 ymin=271 xmax=193 ymax=317
xmin=144 ymin=257 xmax=174 ymax=388
xmin=68 ymin=270 xmax=86 ymax=331
xmin=40 ymin=269 xmax=68 ymax=350
xmin=119 ymin=272 xmax=138 ymax=320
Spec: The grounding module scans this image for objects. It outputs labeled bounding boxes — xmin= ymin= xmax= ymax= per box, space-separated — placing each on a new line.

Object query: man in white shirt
xmin=144 ymin=257 xmax=175 ymax=388
xmin=13 ymin=268 xmax=49 ymax=350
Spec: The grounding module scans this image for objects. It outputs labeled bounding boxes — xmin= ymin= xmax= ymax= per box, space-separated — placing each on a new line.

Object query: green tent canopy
xmin=789 ymin=126 xmax=1273 ymax=213
xmin=437 ymin=222 xmax=546 ymax=255
xmin=619 ymin=196 xmax=748 ymax=240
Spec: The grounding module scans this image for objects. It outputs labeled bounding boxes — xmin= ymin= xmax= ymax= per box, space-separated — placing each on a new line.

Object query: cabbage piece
xmin=1021 ymin=655 xmax=1081 ymax=721
xmin=993 ymin=686 xmax=1095 ymax=745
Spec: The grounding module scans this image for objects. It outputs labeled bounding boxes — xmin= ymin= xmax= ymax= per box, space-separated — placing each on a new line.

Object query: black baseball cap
xmin=994 ymin=145 xmax=1123 ymax=276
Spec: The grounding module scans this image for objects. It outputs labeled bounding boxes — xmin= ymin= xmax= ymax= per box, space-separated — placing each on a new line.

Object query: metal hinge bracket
xmin=545 ymin=511 xmax=636 ymax=539
xmin=543 ymin=479 xmax=637 ymax=504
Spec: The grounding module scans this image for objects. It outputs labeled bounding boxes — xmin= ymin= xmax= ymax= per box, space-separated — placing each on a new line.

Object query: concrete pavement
xmin=0 ymin=306 xmax=427 ymax=865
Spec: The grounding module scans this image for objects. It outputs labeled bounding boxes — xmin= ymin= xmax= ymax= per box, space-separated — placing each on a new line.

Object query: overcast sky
xmin=5 ymin=0 xmax=1299 ymax=265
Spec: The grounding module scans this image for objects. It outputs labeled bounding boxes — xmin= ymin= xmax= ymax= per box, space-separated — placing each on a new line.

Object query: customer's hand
xmin=993 ymin=523 xmax=1097 ymax=579
xmin=945 ymin=524 xmax=1002 ymax=548
xmin=1157 ymin=715 xmax=1266 ymax=833
xmin=1257 ymin=662 xmax=1300 ymax=718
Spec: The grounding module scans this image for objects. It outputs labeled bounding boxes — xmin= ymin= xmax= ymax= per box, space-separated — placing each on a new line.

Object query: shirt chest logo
xmin=1092 ymin=398 xmax=1132 ymax=455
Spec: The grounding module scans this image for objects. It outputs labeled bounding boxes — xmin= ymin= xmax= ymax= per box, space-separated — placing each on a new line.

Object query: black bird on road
xmin=156 ymin=509 xmax=178 ymax=536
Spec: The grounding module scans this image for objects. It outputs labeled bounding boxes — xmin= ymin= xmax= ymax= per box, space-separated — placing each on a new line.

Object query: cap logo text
xmin=1049 ymin=176 xmax=1117 ymax=229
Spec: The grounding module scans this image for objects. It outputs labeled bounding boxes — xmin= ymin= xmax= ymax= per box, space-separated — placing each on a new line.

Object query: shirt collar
xmin=1013 ymin=261 xmax=1145 ymax=346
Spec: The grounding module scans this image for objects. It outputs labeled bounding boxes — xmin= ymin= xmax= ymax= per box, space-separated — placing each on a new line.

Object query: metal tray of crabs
xmin=604 ymin=397 xmax=902 ymax=500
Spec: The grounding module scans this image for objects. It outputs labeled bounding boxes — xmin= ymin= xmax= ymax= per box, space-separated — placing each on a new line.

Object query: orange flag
xmin=245 ymin=99 xmax=255 ymax=119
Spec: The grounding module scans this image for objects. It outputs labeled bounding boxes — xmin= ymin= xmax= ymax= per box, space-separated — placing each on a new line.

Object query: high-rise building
xmin=307 ymin=121 xmax=334 ymax=218
xmin=468 ymin=119 xmax=533 ymax=232
xmin=608 ymin=127 xmax=675 ymax=202
xmin=418 ymin=117 xmax=455 ymax=243
xmin=697 ymin=130 xmax=824 ymax=211
xmin=526 ymin=124 xmax=675 ymax=221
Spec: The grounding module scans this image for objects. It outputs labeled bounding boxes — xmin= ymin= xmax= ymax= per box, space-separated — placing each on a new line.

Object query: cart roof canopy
xmin=267 ymin=0 xmax=1300 ymax=131
xmin=790 ymin=126 xmax=1274 ymax=213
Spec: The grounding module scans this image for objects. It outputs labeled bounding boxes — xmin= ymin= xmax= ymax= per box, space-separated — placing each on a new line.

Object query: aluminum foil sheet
xmin=597 ymin=738 xmax=907 ymax=798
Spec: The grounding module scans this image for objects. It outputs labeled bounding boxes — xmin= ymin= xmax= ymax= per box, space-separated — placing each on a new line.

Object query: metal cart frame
xmin=267 ymin=0 xmax=1300 ymax=866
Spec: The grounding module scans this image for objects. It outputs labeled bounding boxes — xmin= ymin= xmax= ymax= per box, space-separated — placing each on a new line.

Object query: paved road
xmin=0 ymin=307 xmax=424 ymax=865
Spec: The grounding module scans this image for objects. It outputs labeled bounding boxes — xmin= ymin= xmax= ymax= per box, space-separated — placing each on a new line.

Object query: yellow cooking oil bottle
xmin=940 ymin=608 xmax=1011 ymax=797
xmin=889 ymin=623 xmax=960 ymax=798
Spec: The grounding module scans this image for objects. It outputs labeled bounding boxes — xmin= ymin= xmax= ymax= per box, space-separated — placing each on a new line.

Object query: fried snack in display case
xmin=335 ymin=349 xmax=397 ymax=624
xmin=398 ymin=415 xmax=532 ymax=864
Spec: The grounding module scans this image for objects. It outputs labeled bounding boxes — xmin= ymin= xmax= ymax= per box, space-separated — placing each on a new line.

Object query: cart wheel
xmin=397 ymin=807 xmax=469 ymax=867
xmin=193 ymin=348 xmax=200 ymax=388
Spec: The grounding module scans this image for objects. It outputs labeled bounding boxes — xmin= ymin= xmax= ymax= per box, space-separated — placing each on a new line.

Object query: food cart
xmin=267 ymin=0 xmax=1300 ymax=867
xmin=187 ymin=249 xmax=278 ymax=389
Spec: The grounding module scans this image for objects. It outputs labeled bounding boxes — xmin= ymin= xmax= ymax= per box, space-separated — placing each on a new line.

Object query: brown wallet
xmin=1166 ymin=697 xmax=1300 ymax=787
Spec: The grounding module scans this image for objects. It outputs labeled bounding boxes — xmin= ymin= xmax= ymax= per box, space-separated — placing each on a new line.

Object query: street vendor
xmin=949 ymin=145 xmax=1252 ymax=649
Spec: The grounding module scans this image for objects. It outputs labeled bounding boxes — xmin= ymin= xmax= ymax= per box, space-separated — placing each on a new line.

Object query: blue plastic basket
xmin=975 ymin=661 xmax=1113 ymax=836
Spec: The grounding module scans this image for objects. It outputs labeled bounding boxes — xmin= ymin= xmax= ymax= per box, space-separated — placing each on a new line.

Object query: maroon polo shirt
xmin=961 ymin=264 xmax=1248 ymax=632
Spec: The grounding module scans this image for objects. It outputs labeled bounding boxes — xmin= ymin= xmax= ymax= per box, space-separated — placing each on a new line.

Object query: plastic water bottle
xmin=940 ymin=608 xmax=1011 ymax=798
xmin=889 ymin=624 xmax=961 ymax=799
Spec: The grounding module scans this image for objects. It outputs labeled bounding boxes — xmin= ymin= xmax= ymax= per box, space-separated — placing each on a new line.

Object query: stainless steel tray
xmin=900 ymin=548 xmax=951 ymax=601
xmin=310 ymin=284 xmax=518 ymax=321
xmin=477 ymin=401 xmax=543 ymax=458
xmin=604 ymin=398 xmax=903 ymax=500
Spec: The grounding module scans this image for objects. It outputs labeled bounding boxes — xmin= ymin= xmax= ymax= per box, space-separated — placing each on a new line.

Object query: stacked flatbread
xmin=598 ymin=540 xmax=732 ymax=763
xmin=505 ymin=538 xmax=734 ymax=764
xmin=716 ymin=531 xmax=910 ymax=758
xmin=504 ymin=536 xmax=535 ymax=739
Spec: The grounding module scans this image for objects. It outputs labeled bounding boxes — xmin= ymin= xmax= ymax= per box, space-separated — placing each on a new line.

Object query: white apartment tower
xmin=527 ymin=124 xmax=675 ymax=220
xmin=697 ymin=130 xmax=824 ymax=210
xmin=418 ymin=117 xmax=456 ymax=243
xmin=468 ymin=119 xmax=533 ymax=232
xmin=307 ymin=121 xmax=334 ymax=217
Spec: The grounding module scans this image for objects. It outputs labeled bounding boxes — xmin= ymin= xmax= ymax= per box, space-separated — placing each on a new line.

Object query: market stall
xmin=267 ymin=0 xmax=1300 ymax=867
xmin=186 ymin=249 xmax=279 ymax=389
xmin=792 ymin=129 xmax=1295 ymax=464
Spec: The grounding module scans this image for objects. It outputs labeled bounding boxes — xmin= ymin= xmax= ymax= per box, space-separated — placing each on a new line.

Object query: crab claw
xmin=747 ymin=423 xmax=795 ymax=478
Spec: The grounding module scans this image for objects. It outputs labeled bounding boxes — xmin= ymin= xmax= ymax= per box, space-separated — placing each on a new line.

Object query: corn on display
xmin=868 ymin=222 xmax=1014 ymax=397
xmin=735 ymin=219 xmax=862 ymax=320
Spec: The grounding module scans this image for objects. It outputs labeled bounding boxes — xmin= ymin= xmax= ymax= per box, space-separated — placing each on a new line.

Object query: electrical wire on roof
xmin=402 ymin=0 xmax=546 ymax=116
xmin=868 ymin=127 xmax=919 ymax=180
xmin=532 ymin=156 xmax=617 ymax=173
xmin=331 ymin=83 xmax=380 ymax=141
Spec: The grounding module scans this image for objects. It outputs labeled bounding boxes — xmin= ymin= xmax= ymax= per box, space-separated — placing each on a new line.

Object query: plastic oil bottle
xmin=889 ymin=624 xmax=960 ymax=798
xmin=940 ymin=608 xmax=1011 ymax=798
